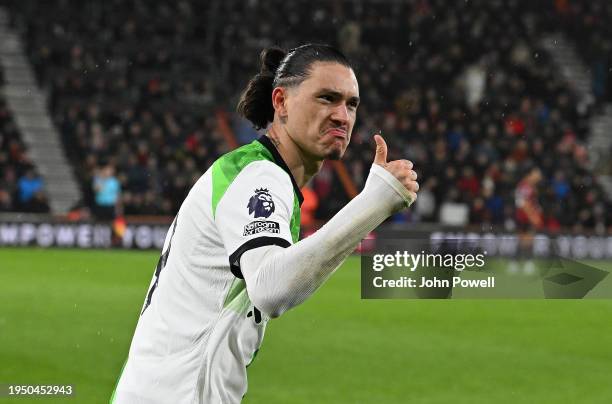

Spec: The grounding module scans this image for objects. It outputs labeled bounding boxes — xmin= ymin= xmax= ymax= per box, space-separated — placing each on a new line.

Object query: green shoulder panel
xmin=211 ymin=140 xmax=302 ymax=243
xmin=211 ymin=140 xmax=274 ymax=218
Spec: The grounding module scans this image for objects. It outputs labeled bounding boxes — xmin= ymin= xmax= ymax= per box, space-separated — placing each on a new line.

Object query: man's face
xmin=102 ymin=166 xmax=111 ymax=177
xmin=530 ymin=168 xmax=543 ymax=184
xmin=282 ymin=62 xmax=359 ymax=161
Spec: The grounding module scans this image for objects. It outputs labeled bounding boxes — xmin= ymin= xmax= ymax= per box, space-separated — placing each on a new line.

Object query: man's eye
xmin=319 ymin=95 xmax=334 ymax=102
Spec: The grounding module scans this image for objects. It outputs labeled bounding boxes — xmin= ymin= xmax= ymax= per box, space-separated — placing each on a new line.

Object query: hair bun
xmin=238 ymin=44 xmax=350 ymax=130
xmin=260 ymin=47 xmax=286 ymax=75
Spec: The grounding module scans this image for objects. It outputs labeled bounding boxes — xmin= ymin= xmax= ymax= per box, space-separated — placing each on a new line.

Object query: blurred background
xmin=1 ymin=0 xmax=611 ymax=237
xmin=1 ymin=1 xmax=612 ymax=403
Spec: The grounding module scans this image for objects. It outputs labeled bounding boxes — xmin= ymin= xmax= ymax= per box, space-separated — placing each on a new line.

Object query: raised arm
xmin=241 ymin=135 xmax=419 ymax=317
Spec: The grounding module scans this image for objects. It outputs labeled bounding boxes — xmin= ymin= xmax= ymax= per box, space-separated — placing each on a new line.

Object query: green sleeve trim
xmin=290 ymin=190 xmax=301 ymax=243
xmin=109 ymin=359 xmax=127 ymax=403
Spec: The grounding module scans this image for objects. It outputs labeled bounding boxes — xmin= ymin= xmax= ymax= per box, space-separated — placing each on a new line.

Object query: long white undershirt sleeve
xmin=240 ymin=163 xmax=414 ymax=318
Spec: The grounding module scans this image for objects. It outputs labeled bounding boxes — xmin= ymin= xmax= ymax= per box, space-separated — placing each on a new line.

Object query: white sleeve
xmin=240 ymin=164 xmax=414 ymax=317
xmin=215 ymin=160 xmax=296 ymax=278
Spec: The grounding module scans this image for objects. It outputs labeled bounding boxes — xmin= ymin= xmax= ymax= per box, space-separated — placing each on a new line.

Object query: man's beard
xmin=325 ymin=147 xmax=343 ymax=160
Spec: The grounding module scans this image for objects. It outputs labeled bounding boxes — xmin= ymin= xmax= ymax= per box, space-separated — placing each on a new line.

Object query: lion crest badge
xmin=247 ymin=188 xmax=275 ymax=218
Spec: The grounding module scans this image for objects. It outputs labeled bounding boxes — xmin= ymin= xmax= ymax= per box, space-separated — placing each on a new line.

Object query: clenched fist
xmin=373 ymin=134 xmax=419 ymax=203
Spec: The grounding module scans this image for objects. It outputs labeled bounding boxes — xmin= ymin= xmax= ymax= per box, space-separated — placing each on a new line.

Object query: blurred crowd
xmin=12 ymin=0 xmax=223 ymax=218
xmin=0 ymin=85 xmax=50 ymax=213
xmin=2 ymin=0 xmax=611 ymax=232
xmin=220 ymin=0 xmax=602 ymax=231
xmin=549 ymin=0 xmax=612 ymax=104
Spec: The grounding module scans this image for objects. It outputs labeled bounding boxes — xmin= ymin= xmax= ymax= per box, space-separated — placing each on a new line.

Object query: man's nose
xmin=330 ymin=104 xmax=349 ymax=126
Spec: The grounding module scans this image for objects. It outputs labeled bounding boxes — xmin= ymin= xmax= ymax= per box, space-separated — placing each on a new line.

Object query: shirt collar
xmin=256 ymin=135 xmax=305 ymax=206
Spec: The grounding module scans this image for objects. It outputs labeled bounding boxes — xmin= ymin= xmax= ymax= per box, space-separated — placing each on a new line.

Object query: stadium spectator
xmin=515 ymin=167 xmax=544 ymax=230
xmin=16 ymin=168 xmax=43 ymax=207
xmin=93 ymin=164 xmax=121 ymax=221
xmin=0 ymin=189 xmax=12 ymax=212
xmin=24 ymin=190 xmax=50 ymax=213
xmin=300 ymin=185 xmax=319 ymax=228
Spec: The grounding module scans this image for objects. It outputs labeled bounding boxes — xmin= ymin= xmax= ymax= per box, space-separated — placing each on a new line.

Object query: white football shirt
xmin=111 ymin=136 xmax=303 ymax=403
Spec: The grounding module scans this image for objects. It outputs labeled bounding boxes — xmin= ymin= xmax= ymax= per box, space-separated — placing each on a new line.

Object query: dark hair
xmin=237 ymin=44 xmax=352 ymax=130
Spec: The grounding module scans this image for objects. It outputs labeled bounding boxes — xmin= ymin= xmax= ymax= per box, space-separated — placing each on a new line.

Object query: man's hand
xmin=373 ymin=134 xmax=419 ymax=203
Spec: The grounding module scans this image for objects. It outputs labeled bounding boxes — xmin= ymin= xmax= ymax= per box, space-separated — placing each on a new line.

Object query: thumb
xmin=373 ymin=133 xmax=388 ymax=166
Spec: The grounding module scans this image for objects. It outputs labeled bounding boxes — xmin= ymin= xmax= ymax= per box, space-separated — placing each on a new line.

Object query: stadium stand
xmin=3 ymin=0 xmax=610 ymax=231
xmin=5 ymin=0 xmax=224 ymax=217
xmin=549 ymin=0 xmax=612 ymax=104
xmin=0 ymin=69 xmax=50 ymax=213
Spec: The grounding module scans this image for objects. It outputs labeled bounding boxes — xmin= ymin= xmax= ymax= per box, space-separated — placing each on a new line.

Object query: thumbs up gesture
xmin=373 ymin=134 xmax=419 ymax=204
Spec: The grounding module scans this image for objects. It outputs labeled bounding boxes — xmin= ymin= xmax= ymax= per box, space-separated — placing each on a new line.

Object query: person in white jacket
xmin=111 ymin=43 xmax=419 ymax=404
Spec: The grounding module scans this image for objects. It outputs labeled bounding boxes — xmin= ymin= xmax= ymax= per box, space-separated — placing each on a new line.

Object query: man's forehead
xmin=303 ymin=62 xmax=359 ymax=96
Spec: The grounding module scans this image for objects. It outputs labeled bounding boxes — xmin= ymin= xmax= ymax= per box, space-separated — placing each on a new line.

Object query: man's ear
xmin=272 ymin=87 xmax=288 ymax=120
